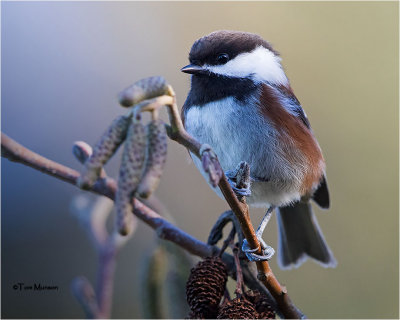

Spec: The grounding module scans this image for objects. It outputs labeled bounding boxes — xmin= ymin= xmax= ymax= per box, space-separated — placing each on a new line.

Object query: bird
xmin=180 ymin=30 xmax=336 ymax=269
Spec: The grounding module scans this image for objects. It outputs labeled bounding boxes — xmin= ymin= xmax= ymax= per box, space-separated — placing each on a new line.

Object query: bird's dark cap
xmin=188 ymin=30 xmax=279 ymax=66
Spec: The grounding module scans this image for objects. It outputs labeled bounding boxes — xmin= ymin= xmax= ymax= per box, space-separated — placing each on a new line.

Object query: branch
xmin=71 ymin=194 xmax=135 ymax=319
xmin=2 ymin=78 xmax=304 ymax=318
xmin=163 ymin=89 xmax=304 ymax=319
xmin=71 ymin=276 xmax=99 ymax=319
xmin=1 ymin=132 xmax=273 ymax=308
xmin=1 ymin=132 xmax=211 ymax=257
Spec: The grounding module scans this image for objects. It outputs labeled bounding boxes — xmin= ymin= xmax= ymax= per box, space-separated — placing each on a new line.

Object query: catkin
xmin=118 ymin=76 xmax=169 ymax=107
xmin=137 ymin=119 xmax=168 ymax=199
xmin=77 ymin=115 xmax=130 ymax=189
xmin=115 ymin=117 xmax=146 ymax=235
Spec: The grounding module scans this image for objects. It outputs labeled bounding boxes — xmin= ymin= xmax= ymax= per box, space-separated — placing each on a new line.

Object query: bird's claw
xmin=226 ymin=176 xmax=252 ymax=197
xmin=225 ymin=161 xmax=252 ymax=198
xmin=242 ymin=238 xmax=275 ymax=262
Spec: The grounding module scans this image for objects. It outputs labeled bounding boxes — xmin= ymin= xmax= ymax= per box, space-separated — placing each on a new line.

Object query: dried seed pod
xmin=244 ymin=290 xmax=276 ymax=319
xmin=77 ymin=115 xmax=130 ymax=189
xmin=115 ymin=117 xmax=146 ymax=235
xmin=137 ymin=119 xmax=168 ymax=198
xmin=217 ymin=297 xmax=257 ymax=319
xmin=186 ymin=256 xmax=228 ymax=319
xmin=118 ymin=76 xmax=169 ymax=107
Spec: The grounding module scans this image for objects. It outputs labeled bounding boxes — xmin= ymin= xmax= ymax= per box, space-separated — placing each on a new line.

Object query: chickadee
xmin=181 ymin=30 xmax=336 ymax=269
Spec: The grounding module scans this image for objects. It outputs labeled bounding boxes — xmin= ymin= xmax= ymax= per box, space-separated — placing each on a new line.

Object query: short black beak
xmin=181 ymin=64 xmax=205 ymax=75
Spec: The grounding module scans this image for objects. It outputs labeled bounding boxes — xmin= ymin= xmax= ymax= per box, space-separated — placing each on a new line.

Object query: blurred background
xmin=1 ymin=1 xmax=398 ymax=319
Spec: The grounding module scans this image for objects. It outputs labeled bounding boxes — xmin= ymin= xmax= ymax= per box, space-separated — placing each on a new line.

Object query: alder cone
xmin=244 ymin=290 xmax=276 ymax=319
xmin=257 ymin=308 xmax=276 ymax=319
xmin=217 ymin=297 xmax=257 ymax=319
xmin=186 ymin=256 xmax=228 ymax=319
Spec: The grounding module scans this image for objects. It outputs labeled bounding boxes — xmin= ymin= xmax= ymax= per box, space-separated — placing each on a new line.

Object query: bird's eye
xmin=216 ymin=53 xmax=229 ymax=64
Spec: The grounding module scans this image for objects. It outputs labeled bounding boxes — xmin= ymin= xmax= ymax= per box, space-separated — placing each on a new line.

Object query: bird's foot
xmin=242 ymin=206 xmax=275 ymax=262
xmin=226 ymin=175 xmax=252 ymax=196
xmin=225 ymin=161 xmax=251 ymax=197
xmin=242 ymin=237 xmax=275 ymax=262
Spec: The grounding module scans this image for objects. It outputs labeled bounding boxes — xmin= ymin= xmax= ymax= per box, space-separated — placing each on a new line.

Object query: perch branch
xmin=2 ymin=78 xmax=303 ymax=318
xmin=158 ymin=89 xmax=304 ymax=319
xmin=1 ymin=132 xmax=276 ymax=310
xmin=2 ymin=127 xmax=301 ymax=318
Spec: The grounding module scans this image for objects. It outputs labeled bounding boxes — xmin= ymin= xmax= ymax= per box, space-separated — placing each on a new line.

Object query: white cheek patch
xmin=205 ymin=46 xmax=288 ymax=85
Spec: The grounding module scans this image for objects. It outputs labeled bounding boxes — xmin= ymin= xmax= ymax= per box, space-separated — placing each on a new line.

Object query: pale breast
xmin=184 ymin=96 xmax=307 ymax=207
xmin=185 ymin=96 xmax=273 ymax=175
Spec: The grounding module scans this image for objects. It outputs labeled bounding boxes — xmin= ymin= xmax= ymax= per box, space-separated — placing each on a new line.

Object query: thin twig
xmin=218 ymin=226 xmax=236 ymax=258
xmin=71 ymin=193 xmax=134 ymax=319
xmin=232 ymin=244 xmax=244 ymax=299
xmin=71 ymin=276 xmax=100 ymax=319
xmin=96 ymin=241 xmax=117 ymax=318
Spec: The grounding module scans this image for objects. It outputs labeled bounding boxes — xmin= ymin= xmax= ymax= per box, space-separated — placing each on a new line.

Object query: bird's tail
xmin=276 ymin=201 xmax=337 ymax=269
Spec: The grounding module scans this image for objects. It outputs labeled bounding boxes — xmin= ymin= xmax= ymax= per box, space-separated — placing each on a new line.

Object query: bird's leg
xmin=225 ymin=161 xmax=274 ymax=261
xmin=255 ymin=206 xmax=275 ymax=240
xmin=225 ymin=161 xmax=252 ymax=197
xmin=242 ymin=206 xmax=275 ymax=261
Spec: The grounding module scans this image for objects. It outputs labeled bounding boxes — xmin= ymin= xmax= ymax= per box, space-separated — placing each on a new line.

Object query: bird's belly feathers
xmin=184 ymin=96 xmax=312 ymax=207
